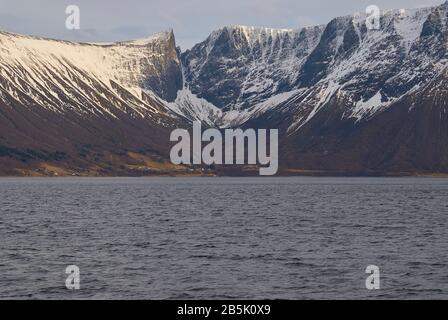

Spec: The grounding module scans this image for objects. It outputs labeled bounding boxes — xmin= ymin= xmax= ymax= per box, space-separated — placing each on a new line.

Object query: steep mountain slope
xmin=239 ymin=3 xmax=448 ymax=174
xmin=182 ymin=25 xmax=324 ymax=112
xmin=179 ymin=2 xmax=448 ymax=174
xmin=0 ymin=30 xmax=182 ymax=114
xmin=278 ymin=69 xmax=448 ymax=174
xmin=180 ymin=4 xmax=448 ymax=132
xmin=0 ymin=31 xmax=189 ymax=175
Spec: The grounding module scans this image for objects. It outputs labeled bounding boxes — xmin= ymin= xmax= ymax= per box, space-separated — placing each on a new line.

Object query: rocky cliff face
xmin=182 ymin=5 xmax=447 ymax=128
xmin=237 ymin=3 xmax=448 ymax=174
xmin=182 ymin=25 xmax=324 ymax=111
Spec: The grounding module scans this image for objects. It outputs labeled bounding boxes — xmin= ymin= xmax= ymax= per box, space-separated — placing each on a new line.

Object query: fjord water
xmin=0 ymin=177 xmax=447 ymax=300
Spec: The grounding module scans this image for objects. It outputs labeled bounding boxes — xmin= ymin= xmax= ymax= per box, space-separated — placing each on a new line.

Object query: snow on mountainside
xmin=1 ymin=3 xmax=446 ymax=130
xmin=168 ymin=88 xmax=223 ymax=126
xmin=181 ymin=3 xmax=448 ymax=130
xmin=0 ymin=30 xmax=183 ymax=123
xmin=286 ymin=7 xmax=437 ymax=131
xmin=182 ymin=25 xmax=325 ymax=112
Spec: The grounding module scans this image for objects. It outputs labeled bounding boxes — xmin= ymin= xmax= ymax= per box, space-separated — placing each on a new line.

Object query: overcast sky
xmin=0 ymin=0 xmax=444 ymax=49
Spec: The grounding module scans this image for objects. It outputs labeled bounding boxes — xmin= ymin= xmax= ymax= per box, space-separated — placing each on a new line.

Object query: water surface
xmin=0 ymin=177 xmax=447 ymax=299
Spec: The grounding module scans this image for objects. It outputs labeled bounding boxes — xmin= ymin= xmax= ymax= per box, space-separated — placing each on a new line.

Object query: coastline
xmin=1 ymin=170 xmax=447 ymax=178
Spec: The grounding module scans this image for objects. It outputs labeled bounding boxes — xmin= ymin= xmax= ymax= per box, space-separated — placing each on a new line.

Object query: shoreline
xmin=1 ymin=172 xmax=448 ymax=178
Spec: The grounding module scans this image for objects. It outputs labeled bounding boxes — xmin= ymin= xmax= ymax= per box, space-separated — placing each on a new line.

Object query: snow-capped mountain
xmin=0 ymin=30 xmax=183 ymax=119
xmin=183 ymin=4 xmax=448 ymax=131
xmin=0 ymin=30 xmax=190 ymax=175
xmin=1 ymin=2 xmax=448 ymax=175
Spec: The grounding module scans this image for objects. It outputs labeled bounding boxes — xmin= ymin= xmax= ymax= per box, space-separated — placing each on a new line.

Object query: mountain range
xmin=1 ymin=2 xmax=448 ymax=176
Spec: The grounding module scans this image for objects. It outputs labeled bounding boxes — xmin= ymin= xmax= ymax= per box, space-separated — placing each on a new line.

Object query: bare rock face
xmin=140 ymin=30 xmax=183 ymax=101
xmin=182 ymin=25 xmax=324 ymax=111
xmin=180 ymin=3 xmax=448 ymax=174
xmin=180 ymin=4 xmax=447 ymax=128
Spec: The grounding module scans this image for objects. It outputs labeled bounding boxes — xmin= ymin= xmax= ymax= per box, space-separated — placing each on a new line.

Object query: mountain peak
xmin=224 ymin=25 xmax=294 ymax=33
xmin=123 ymin=30 xmax=175 ymax=46
xmin=220 ymin=25 xmax=297 ymax=40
